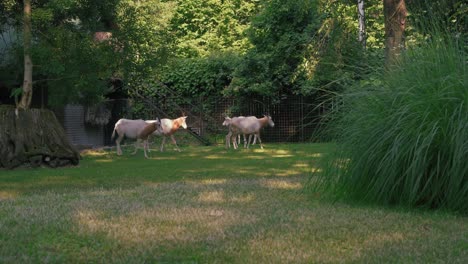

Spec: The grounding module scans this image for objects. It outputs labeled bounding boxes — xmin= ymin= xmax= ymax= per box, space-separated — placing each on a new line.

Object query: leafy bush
xmin=159 ymin=54 xmax=240 ymax=99
xmin=313 ymin=34 xmax=467 ymax=213
xmin=129 ymin=53 xmax=240 ymax=119
xmin=168 ymin=0 xmax=261 ymax=57
xmin=229 ymin=0 xmax=321 ymax=97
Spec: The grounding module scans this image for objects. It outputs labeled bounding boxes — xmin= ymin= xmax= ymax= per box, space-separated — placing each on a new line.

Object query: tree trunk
xmin=384 ymin=0 xmax=407 ymax=67
xmin=0 ymin=105 xmax=80 ymax=169
xmin=357 ymin=0 xmax=366 ymax=48
xmin=4 ymin=1 xmax=80 ymax=169
xmin=19 ymin=0 xmax=33 ymax=109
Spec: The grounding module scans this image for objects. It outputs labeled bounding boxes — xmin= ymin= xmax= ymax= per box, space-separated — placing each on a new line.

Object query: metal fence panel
xmin=139 ymin=95 xmax=324 ymax=143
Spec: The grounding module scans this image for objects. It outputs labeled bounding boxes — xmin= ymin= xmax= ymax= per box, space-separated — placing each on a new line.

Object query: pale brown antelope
xmin=229 ymin=115 xmax=274 ymax=149
xmin=152 ymin=116 xmax=188 ymax=152
xmin=111 ymin=118 xmax=161 ymax=156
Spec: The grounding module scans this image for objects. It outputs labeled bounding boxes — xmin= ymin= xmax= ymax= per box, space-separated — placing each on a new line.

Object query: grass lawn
xmin=0 ymin=143 xmax=467 ymax=263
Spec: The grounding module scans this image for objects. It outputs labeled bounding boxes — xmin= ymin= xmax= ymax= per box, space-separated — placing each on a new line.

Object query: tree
xmin=116 ymin=0 xmax=175 ymax=92
xmin=357 ymin=0 xmax=366 ymax=47
xmin=384 ymin=0 xmax=407 ymax=66
xmin=229 ymin=0 xmax=321 ymax=97
xmin=0 ymin=0 xmax=79 ymax=169
xmin=18 ymin=0 xmax=32 ymax=109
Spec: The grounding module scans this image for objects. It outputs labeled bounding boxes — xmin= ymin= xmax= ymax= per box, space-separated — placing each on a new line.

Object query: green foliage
xmin=229 ymin=0 xmax=321 ymax=97
xmin=2 ymin=0 xmax=390 ymax=109
xmin=116 ymin=0 xmax=175 ymax=86
xmin=31 ymin=26 xmax=118 ymax=106
xmin=9 ymin=86 xmax=22 ymax=105
xmin=0 ymin=0 xmax=18 ymax=26
xmin=313 ymin=33 xmax=468 ymax=213
xmin=0 ymin=0 xmax=123 ymax=107
xmin=408 ymin=0 xmax=467 ymax=36
xmin=298 ymin=0 xmax=385 ymax=97
xmin=160 ymin=54 xmax=239 ymax=98
xmin=363 ymin=0 xmax=385 ymax=49
xmin=0 ymin=0 xmax=176 ymax=107
xmin=3 ymin=0 xmax=463 ymax=118
xmin=130 ymin=53 xmax=240 ymax=118
xmin=168 ymin=0 xmax=261 ymax=57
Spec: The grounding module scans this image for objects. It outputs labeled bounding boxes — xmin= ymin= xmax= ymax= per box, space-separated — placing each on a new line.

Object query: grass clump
xmin=314 ymin=33 xmax=467 ymax=213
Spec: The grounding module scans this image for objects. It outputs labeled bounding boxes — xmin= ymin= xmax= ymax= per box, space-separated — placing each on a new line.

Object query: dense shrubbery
xmin=127 ymin=53 xmax=240 ymax=118
xmin=228 ymin=0 xmax=321 ymax=97
xmin=312 ymin=33 xmax=467 ymax=213
xmin=159 ymin=53 xmax=240 ymax=100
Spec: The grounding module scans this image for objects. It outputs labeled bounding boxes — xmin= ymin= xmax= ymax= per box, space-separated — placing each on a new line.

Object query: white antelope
xmin=152 ymin=116 xmax=188 ymax=152
xmin=223 ymin=116 xmax=258 ymax=149
xmin=229 ymin=115 xmax=274 ymax=149
xmin=111 ymin=118 xmax=161 ymax=156
xmin=223 ymin=116 xmax=244 ymax=148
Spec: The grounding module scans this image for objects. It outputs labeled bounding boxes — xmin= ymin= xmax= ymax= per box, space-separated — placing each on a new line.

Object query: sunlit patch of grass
xmin=293 ymin=162 xmax=311 ymax=168
xmin=272 ymin=149 xmax=291 ymax=155
xmin=74 ymin=205 xmax=254 ymax=245
xmin=251 ymin=148 xmax=267 ymax=153
xmin=271 ymin=154 xmax=294 ymax=158
xmin=230 ymin=193 xmax=255 ymax=203
xmin=147 ymin=156 xmax=179 ymax=160
xmin=38 ymin=176 xmax=71 ymax=184
xmin=0 ymin=190 xmax=18 ymax=200
xmin=80 ymin=149 xmax=109 ymax=157
xmin=273 ymin=170 xmax=304 ymax=177
xmin=241 ymin=155 xmax=265 ymax=159
xmin=198 ymin=191 xmax=225 ymax=202
xmin=261 ymin=179 xmax=302 ymax=190
xmin=310 ymin=168 xmax=322 ymax=173
xmin=94 ymin=159 xmax=113 ymax=163
xmin=203 ymin=154 xmax=226 ymax=159
xmin=198 ymin=179 xmax=228 ymax=185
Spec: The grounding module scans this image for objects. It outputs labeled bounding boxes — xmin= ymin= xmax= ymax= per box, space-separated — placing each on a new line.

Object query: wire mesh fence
xmin=137 ymin=95 xmax=327 ymax=144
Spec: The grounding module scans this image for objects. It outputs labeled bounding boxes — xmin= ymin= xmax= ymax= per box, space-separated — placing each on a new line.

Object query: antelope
xmin=111 ymin=118 xmax=161 ymax=156
xmin=152 ymin=116 xmax=188 ymax=152
xmin=229 ymin=115 xmax=274 ymax=149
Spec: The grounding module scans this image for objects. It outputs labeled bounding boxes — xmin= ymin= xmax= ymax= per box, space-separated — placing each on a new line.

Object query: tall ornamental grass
xmin=314 ymin=35 xmax=467 ymax=213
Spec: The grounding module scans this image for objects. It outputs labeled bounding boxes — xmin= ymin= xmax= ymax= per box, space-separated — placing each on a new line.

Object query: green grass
xmin=0 ymin=143 xmax=467 ymax=263
xmin=313 ymin=32 xmax=467 ymax=213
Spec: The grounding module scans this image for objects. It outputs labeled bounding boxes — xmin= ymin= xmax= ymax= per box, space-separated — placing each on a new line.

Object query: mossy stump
xmin=0 ymin=105 xmax=80 ymax=169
